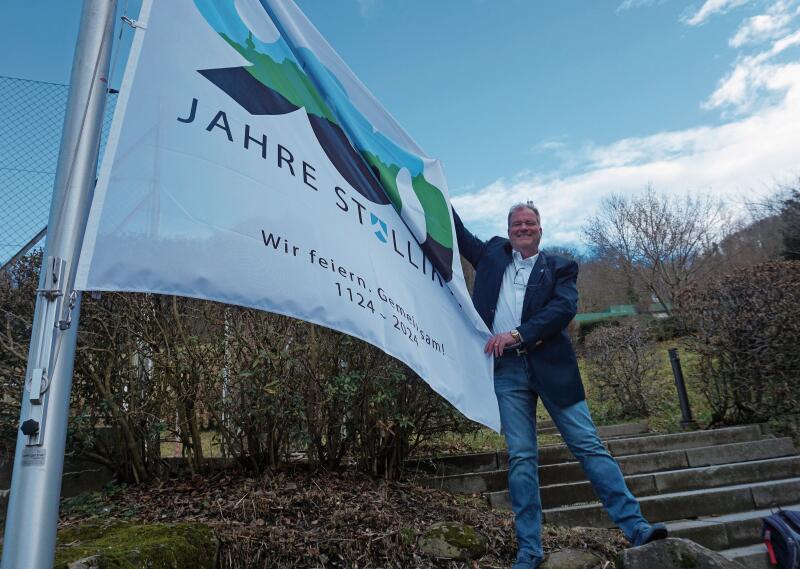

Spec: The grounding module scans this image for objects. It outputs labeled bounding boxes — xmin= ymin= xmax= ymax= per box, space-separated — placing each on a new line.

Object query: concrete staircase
xmin=409 ymin=422 xmax=800 ymax=569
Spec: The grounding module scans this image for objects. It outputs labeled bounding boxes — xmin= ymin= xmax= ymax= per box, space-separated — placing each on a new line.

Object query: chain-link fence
xmin=0 ymin=75 xmax=117 ymax=269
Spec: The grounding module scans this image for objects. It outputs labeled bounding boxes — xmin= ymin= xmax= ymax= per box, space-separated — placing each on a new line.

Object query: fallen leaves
xmin=60 ymin=466 xmax=627 ymax=568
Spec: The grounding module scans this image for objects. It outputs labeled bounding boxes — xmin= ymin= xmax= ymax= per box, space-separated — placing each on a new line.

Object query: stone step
xmin=537 ymin=426 xmax=559 ymax=436
xmin=721 ymin=544 xmax=772 ymax=569
xmin=487 ymin=458 xmax=800 ymax=510
xmin=607 ymin=425 xmax=766 ymax=457
xmin=535 ymin=424 xmax=765 ymax=466
xmin=407 ymin=428 xmax=679 ymax=476
xmin=408 ymin=425 xmax=771 ymax=476
xmin=598 ymin=422 xmax=651 ymax=438
xmin=420 ymin=437 xmax=796 ymax=494
xmin=539 ymin=422 xmax=649 ymax=439
xmin=540 ymin=477 xmax=800 ymax=528
xmin=423 ymin=468 xmax=508 ymax=494
xmin=406 ymin=451 xmax=502 ymax=477
xmin=539 ymin=432 xmax=657 ymax=458
xmin=539 ymin=437 xmax=796 ymax=486
xmin=407 ymin=423 xmax=654 ymax=476
xmin=502 ymin=449 xmax=800 ymax=509
xmin=666 ymin=503 xmax=800 ymax=551
xmin=534 ymin=455 xmax=800 ymax=509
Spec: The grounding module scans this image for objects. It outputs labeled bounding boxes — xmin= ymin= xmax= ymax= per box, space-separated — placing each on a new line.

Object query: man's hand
xmin=484 ymin=332 xmax=518 ymax=357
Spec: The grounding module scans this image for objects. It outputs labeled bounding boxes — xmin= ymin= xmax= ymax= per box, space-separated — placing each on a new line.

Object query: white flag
xmin=76 ymin=0 xmax=500 ymax=430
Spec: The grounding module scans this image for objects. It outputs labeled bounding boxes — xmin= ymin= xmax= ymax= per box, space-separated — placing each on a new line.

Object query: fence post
xmin=668 ymin=347 xmax=698 ymax=430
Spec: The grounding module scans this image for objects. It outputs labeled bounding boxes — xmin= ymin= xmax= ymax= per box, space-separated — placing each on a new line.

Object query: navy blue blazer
xmin=454 ymin=213 xmax=586 ymax=408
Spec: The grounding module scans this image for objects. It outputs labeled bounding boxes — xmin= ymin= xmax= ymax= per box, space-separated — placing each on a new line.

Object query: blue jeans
xmin=494 ymin=353 xmax=647 ymax=563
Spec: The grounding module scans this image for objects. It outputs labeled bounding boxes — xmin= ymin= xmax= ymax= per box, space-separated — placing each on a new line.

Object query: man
xmin=454 ymin=202 xmax=666 ymax=569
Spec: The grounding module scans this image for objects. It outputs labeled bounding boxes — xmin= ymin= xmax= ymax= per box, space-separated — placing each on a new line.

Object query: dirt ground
xmin=59 ymin=466 xmax=628 ymax=568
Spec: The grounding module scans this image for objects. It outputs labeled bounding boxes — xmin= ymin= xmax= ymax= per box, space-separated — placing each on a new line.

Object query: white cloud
xmin=729 ymin=0 xmax=799 ymax=46
xmin=533 ymin=139 xmax=569 ymax=152
xmin=773 ymin=25 xmax=800 ymax=48
xmin=453 ymin=62 xmax=800 ymax=244
xmin=616 ymin=0 xmax=669 ymax=12
xmin=731 ymin=13 xmax=791 ymax=45
xmin=703 ymin=57 xmax=778 ymax=110
xmin=684 ymin=0 xmax=753 ymax=26
xmin=452 ymin=1 xmax=800 ymax=246
xmin=706 ymin=27 xmax=800 ymax=110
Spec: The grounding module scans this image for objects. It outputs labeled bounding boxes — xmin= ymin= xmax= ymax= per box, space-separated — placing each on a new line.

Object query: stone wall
xmin=0 ymin=449 xmax=114 ymax=526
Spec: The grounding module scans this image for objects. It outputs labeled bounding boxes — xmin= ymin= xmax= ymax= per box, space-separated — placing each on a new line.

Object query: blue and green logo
xmin=192 ymin=0 xmax=454 ymax=281
xmin=370 ymin=213 xmax=388 ymax=243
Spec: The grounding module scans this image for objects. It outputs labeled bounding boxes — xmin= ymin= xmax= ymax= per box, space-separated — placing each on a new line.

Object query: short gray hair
xmin=507 ymin=201 xmax=541 ymax=227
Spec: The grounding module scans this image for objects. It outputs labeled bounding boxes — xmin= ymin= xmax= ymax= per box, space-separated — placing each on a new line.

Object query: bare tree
xmin=542 ymin=245 xmax=581 ymax=261
xmin=723 ymin=181 xmax=798 ymax=267
xmin=711 ymin=215 xmax=784 ymax=270
xmin=583 ymin=187 xmax=729 ymax=314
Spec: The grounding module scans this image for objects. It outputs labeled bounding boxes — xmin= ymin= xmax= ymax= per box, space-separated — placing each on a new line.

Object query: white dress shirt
xmin=492 ymin=249 xmax=539 ymax=334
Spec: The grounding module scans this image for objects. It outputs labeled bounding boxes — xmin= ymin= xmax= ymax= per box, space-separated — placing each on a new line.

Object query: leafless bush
xmin=1 ymin=252 xmax=469 ymax=482
xmin=278 ymin=323 xmax=472 ymax=477
xmin=584 ymin=322 xmax=661 ymax=419
xmin=678 ymin=260 xmax=800 ymax=425
xmin=583 ymin=187 xmax=729 ymax=315
xmin=69 ymin=293 xmax=168 ymax=483
xmin=201 ymin=307 xmax=305 ymax=472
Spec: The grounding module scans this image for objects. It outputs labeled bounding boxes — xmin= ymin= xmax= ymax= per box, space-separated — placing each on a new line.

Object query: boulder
xmin=67 ymin=557 xmax=100 ymax=569
xmin=542 ymin=548 xmax=604 ymax=568
xmin=418 ymin=521 xmax=487 ymax=560
xmin=619 ymin=538 xmax=745 ymax=569
xmin=53 ymin=521 xmax=218 ymax=569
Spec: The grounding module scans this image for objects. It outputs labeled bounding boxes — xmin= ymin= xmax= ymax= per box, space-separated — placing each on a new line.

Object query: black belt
xmin=499 ymin=345 xmax=527 ymax=357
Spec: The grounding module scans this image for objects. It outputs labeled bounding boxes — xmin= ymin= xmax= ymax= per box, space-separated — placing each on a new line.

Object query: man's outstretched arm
xmin=452 ymin=208 xmax=487 ymax=269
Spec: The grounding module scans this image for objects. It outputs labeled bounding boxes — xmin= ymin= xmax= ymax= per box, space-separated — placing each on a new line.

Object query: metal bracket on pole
xmin=121 ymin=15 xmax=146 ymax=29
xmin=23 ymin=256 xmax=70 ymax=446
xmin=36 ymin=256 xmax=66 ymax=301
xmin=20 ymin=257 xmax=74 ymax=446
xmin=60 ymin=290 xmax=79 ymax=330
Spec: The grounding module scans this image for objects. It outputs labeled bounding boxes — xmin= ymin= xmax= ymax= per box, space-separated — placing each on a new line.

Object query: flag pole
xmin=1 ymin=1 xmax=117 ymax=568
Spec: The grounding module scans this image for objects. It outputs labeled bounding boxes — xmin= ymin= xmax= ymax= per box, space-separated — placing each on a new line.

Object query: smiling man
xmin=454 ymin=202 xmax=667 ymax=569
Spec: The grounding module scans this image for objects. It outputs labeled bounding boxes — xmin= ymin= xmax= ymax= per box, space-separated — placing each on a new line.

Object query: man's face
xmin=508 ymin=208 xmax=542 ymax=255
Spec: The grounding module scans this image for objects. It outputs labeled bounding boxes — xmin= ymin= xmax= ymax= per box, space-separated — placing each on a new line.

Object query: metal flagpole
xmin=1 ymin=1 xmax=117 ymax=567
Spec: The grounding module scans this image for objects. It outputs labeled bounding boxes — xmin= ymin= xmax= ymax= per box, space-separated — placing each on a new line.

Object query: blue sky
xmin=1 ymin=0 xmax=799 ymax=244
